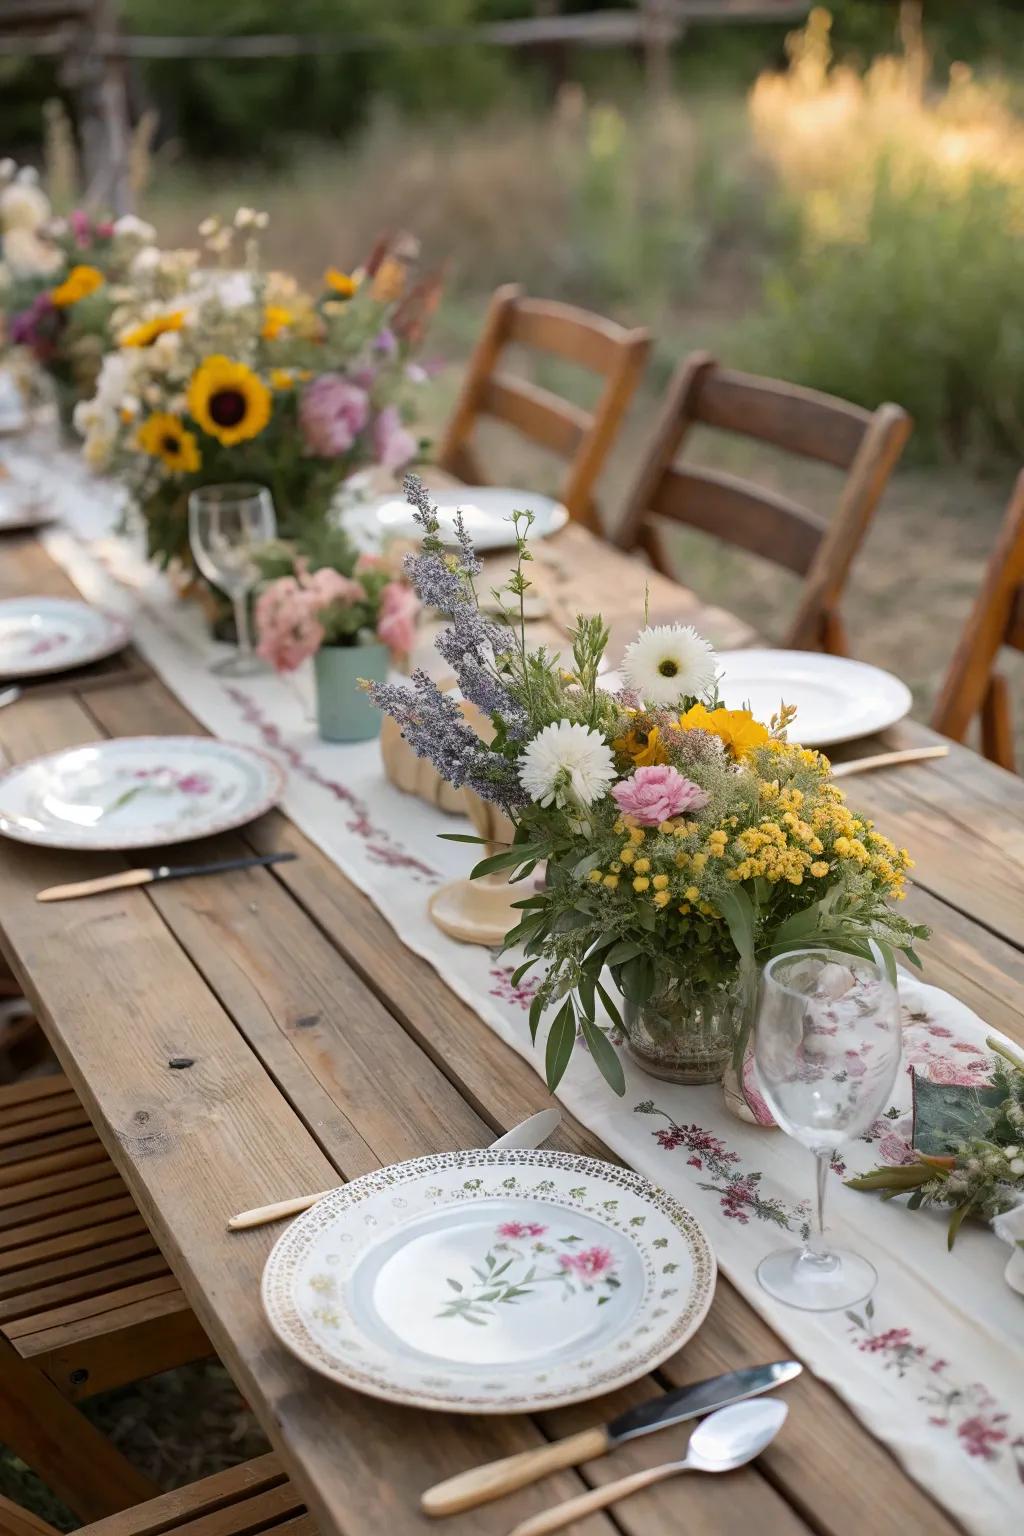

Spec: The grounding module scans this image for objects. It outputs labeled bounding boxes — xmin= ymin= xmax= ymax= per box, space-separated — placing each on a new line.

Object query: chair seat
xmin=0 ymin=1074 xmax=208 ymax=1399
xmin=2 ymin=1454 xmax=313 ymax=1536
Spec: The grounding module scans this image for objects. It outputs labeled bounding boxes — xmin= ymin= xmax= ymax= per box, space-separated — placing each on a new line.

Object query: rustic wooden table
xmin=2 ymin=525 xmax=1021 ymax=1536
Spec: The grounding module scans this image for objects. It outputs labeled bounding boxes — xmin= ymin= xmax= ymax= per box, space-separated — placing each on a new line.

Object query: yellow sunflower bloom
xmin=186 ymin=355 xmax=271 ymax=447
xmin=269 ymin=368 xmax=296 ymax=391
xmin=613 ymin=722 xmax=667 ymax=767
xmin=50 ymin=264 xmax=104 ymax=308
xmin=678 ymin=702 xmax=770 ymax=760
xmin=324 ymin=267 xmax=360 ymax=298
xmin=261 ymin=304 xmax=293 ymax=340
xmin=136 ymin=413 xmax=201 ymax=475
xmin=118 ymin=310 xmax=186 ymax=348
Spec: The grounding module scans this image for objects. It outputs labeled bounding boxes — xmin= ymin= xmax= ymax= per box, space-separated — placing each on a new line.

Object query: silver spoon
xmin=508 ymin=1398 xmax=788 ymax=1536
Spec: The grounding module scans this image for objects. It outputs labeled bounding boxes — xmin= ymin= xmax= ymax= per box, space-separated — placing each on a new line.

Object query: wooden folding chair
xmin=437 ymin=283 xmax=651 ymax=531
xmin=0 ymin=1454 xmax=309 ymax=1536
xmin=0 ymin=1074 xmax=211 ymax=1521
xmin=932 ymin=470 xmax=1024 ymax=771
xmin=613 ymin=352 xmax=912 ymax=654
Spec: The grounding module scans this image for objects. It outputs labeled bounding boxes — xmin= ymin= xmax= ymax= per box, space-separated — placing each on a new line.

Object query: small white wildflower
xmin=621 ymin=623 xmax=718 ymax=707
xmin=198 ymin=217 xmax=219 ymax=238
xmin=518 ymin=720 xmax=616 ymax=810
xmin=253 ymin=211 xmax=269 ymax=229
xmin=1010 ymin=1158 xmax=1024 ymax=1177
xmin=233 ymin=206 xmax=256 ymax=229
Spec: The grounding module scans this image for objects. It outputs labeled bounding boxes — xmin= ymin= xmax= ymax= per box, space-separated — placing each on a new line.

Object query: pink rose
xmin=255 ymin=577 xmax=323 ymax=673
xmin=299 ymin=374 xmax=370 ymax=457
xmin=611 ymin=764 xmax=709 ymax=825
xmin=376 ymin=580 xmax=419 ymax=656
xmin=373 ymin=404 xmax=417 ymax=472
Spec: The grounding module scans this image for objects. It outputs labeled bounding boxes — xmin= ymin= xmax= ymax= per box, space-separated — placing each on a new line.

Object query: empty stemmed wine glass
xmin=753 ymin=946 xmax=901 ymax=1311
xmin=188 ymin=483 xmax=276 ymax=675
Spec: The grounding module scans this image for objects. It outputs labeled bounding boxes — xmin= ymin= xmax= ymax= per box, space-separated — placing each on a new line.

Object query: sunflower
xmin=324 ymin=267 xmax=360 ymax=298
xmin=119 ymin=310 xmax=185 ymax=349
xmin=186 ymin=355 xmax=271 ymax=446
xmin=136 ymin=413 xmax=201 ymax=474
xmin=50 ymin=264 xmax=104 ymax=308
xmin=678 ymin=703 xmax=770 ymax=760
xmin=613 ymin=718 xmax=668 ymax=767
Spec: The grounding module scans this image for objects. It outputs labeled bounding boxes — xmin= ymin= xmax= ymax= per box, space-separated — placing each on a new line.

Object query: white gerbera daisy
xmin=621 ymin=623 xmax=717 ymax=707
xmin=518 ymin=720 xmax=617 ymax=809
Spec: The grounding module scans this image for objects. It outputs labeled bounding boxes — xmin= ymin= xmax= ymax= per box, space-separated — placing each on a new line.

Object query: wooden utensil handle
xmin=422 ymin=1428 xmax=609 ymax=1516
xmin=227 ymin=1191 xmax=328 ymax=1230
xmin=36 ymin=869 xmax=154 ymax=902
xmin=509 ymin=1462 xmax=679 ymax=1536
xmin=831 ymin=745 xmax=949 ymax=778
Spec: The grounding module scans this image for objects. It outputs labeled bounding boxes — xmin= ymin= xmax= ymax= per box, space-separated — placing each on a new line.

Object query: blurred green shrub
xmin=743 ymin=8 xmax=1024 ymax=461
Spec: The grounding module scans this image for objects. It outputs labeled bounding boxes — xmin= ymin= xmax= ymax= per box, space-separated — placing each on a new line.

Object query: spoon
xmin=507 ymin=1398 xmax=788 ymax=1536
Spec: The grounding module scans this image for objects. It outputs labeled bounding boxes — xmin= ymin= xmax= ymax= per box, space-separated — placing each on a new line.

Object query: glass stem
xmin=804 ymin=1151 xmax=831 ymax=1260
xmin=233 ymin=591 xmax=252 ymax=659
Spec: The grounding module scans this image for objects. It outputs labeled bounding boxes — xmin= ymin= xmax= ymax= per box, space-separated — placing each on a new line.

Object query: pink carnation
xmin=254 ymin=577 xmax=323 ymax=673
xmin=299 ymin=374 xmax=370 ymax=457
xmin=376 ymin=580 xmax=419 ymax=657
xmin=611 ymin=764 xmax=709 ymax=825
xmin=373 ymin=404 xmax=417 ymax=472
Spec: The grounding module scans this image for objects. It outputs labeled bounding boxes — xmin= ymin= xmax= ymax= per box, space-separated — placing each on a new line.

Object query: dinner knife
xmin=420 ymin=1360 xmax=802 ymax=1516
xmin=36 ymin=851 xmax=297 ymax=903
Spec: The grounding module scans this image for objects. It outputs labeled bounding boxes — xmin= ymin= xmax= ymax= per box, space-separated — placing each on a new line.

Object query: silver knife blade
xmin=151 ymin=851 xmax=297 ymax=882
xmin=608 ymin=1360 xmax=802 ymax=1445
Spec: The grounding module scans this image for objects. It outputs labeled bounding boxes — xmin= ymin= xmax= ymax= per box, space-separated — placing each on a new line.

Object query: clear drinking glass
xmin=188 ymin=484 xmax=276 ymax=676
xmin=753 ymin=946 xmax=901 ymax=1311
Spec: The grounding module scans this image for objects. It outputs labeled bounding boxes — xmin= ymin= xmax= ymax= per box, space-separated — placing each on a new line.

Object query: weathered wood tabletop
xmin=2 ymin=522 xmax=1021 ymax=1536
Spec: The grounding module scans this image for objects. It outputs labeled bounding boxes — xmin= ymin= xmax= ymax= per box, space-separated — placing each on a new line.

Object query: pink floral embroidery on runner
xmin=226 ymin=687 xmax=439 ymax=881
xmin=847 ymin=1303 xmax=1024 ymax=1480
xmin=489 ymin=964 xmax=541 ymax=1008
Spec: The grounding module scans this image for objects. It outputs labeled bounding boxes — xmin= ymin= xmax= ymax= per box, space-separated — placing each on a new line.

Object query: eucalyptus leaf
xmin=579 ymin=1014 xmax=626 ymax=1096
xmin=620 ymin=953 xmax=656 ymax=1004
xmin=545 ymin=1000 xmax=577 ymax=1092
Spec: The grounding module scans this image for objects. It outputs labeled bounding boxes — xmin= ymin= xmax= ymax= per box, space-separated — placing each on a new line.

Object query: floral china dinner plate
xmin=0 ymin=736 xmax=285 ymax=850
xmin=261 ymin=1147 xmax=715 ymax=1413
xmin=363 ymin=486 xmax=569 ymax=552
xmin=0 ymin=596 xmax=130 ymax=680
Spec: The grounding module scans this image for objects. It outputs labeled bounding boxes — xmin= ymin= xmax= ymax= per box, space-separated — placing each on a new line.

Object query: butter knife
xmin=36 ymin=851 xmax=297 ymax=902
xmin=421 ymin=1360 xmax=802 ymax=1515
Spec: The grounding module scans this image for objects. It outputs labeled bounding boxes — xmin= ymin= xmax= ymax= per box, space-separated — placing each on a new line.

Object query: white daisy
xmin=621 ymin=623 xmax=718 ymax=707
xmin=518 ymin=720 xmax=617 ymax=809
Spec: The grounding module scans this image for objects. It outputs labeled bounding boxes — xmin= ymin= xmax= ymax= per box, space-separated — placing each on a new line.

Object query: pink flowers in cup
xmin=610 ymin=764 xmax=709 ymax=825
xmin=255 ymin=554 xmax=419 ymax=673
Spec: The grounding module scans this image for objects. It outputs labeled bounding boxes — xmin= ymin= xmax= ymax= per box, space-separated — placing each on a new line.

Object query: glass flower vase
xmin=623 ymin=974 xmax=749 ymax=1085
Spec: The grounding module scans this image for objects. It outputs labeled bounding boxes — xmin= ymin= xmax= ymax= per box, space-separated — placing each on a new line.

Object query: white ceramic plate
xmin=361 ymin=486 xmax=569 ymax=552
xmin=716 ymin=649 xmax=912 ymax=747
xmin=0 ymin=736 xmax=286 ymax=850
xmin=0 ymin=479 xmax=50 ymax=533
xmin=0 ymin=597 xmax=130 ymax=680
xmin=262 ymin=1148 xmax=715 ymax=1413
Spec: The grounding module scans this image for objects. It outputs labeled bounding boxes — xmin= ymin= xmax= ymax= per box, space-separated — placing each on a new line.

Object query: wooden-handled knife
xmin=420 ymin=1360 xmax=802 ymax=1515
xmin=36 ymin=851 xmax=297 ymax=902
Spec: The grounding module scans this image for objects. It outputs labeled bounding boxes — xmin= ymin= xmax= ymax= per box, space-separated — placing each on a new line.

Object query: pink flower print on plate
xmin=176 ymin=772 xmax=213 ymax=796
xmin=438 ymin=1228 xmax=621 ymax=1325
xmin=496 ymin=1221 xmax=547 ymax=1240
xmin=558 ymin=1245 xmax=615 ymax=1280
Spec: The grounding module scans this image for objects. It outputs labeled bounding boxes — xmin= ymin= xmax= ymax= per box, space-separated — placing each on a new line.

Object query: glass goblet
xmin=753 ymin=946 xmax=901 ymax=1312
xmin=188 ymin=483 xmax=276 ymax=676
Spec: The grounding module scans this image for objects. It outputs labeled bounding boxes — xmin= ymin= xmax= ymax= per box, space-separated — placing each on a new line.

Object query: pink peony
xmin=376 ymin=580 xmax=420 ymax=656
xmin=299 ymin=374 xmax=370 ymax=457
xmin=373 ymin=404 xmax=417 ymax=472
xmin=255 ymin=577 xmax=323 ymax=673
xmin=611 ymin=764 xmax=709 ymax=825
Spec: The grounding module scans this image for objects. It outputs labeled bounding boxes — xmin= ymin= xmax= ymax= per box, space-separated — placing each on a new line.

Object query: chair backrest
xmin=0 ymin=1494 xmax=57 ymax=1536
xmin=614 ymin=352 xmax=912 ymax=653
xmin=932 ymin=470 xmax=1024 ymax=771
xmin=436 ymin=283 xmax=651 ymax=531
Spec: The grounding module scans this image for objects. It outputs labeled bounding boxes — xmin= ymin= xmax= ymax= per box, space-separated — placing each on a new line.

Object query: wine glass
xmin=753 ymin=946 xmax=901 ymax=1311
xmin=188 ymin=484 xmax=276 ymax=676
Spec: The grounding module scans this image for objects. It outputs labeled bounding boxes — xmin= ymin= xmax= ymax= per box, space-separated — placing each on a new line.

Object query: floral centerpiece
xmin=256 ymin=526 xmax=419 ymax=742
xmin=73 ymin=209 xmax=438 ymax=572
xmin=0 ymin=159 xmax=156 ymax=431
xmin=369 ymin=477 xmax=925 ymax=1095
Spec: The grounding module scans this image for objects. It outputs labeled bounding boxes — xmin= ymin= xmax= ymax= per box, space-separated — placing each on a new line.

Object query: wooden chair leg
xmin=0 ymin=1334 xmax=157 ymax=1522
xmin=819 ymin=609 xmax=850 ymax=657
xmin=980 ymin=674 xmax=1015 ymax=771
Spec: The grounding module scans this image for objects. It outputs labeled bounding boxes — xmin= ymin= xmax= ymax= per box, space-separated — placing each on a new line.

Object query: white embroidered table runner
xmin=13 ymin=448 xmax=1024 ymax=1536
